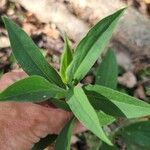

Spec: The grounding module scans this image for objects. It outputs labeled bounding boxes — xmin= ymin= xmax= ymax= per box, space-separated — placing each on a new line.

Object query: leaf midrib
xmin=0 ymin=88 xmax=65 ymax=100
xmin=73 ymin=16 xmax=116 ymax=78
xmin=70 ymin=94 xmax=102 ymax=134
xmin=87 ymin=94 xmax=150 ymax=109
xmin=11 ymin=24 xmax=59 ymax=86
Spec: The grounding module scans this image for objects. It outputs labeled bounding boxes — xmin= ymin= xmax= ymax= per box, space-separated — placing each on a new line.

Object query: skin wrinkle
xmin=0 ymin=101 xmax=72 ymax=149
xmin=27 ymin=127 xmax=41 ymax=144
xmin=16 ymin=133 xmax=35 ymax=150
xmin=0 ymin=71 xmax=86 ymax=149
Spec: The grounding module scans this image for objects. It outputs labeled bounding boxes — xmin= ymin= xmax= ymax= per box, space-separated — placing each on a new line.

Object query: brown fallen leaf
xmin=22 ymin=22 xmax=37 ymax=36
xmin=42 ymin=24 xmax=60 ymax=39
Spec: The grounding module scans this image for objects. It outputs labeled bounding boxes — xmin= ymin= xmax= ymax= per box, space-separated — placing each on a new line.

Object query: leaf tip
xmin=1 ymin=15 xmax=7 ymax=20
xmin=118 ymin=7 xmax=127 ymax=15
xmin=1 ymin=15 xmax=10 ymax=24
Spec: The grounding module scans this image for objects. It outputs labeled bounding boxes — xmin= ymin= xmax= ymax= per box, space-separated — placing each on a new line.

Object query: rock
xmin=0 ymin=36 xmax=10 ymax=48
xmin=118 ymin=71 xmax=137 ymax=88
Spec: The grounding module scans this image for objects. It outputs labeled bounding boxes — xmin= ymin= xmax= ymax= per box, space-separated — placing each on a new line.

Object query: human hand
xmin=0 ymin=71 xmax=85 ymax=150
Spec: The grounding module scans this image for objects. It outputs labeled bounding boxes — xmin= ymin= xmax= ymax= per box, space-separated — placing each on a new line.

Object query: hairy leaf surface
xmin=97 ymin=111 xmax=115 ymax=126
xmin=95 ymin=49 xmax=118 ymax=89
xmin=66 ymin=87 xmax=112 ymax=145
xmin=55 ymin=117 xmax=75 ymax=150
xmin=84 ymin=90 xmax=125 ymax=117
xmin=0 ymin=75 xmax=66 ymax=102
xmin=60 ymin=33 xmax=73 ymax=83
xmin=2 ymin=16 xmax=65 ymax=88
xmin=85 ymin=85 xmax=150 ymax=118
xmin=116 ymin=121 xmax=150 ymax=149
xmin=50 ymin=99 xmax=71 ymax=111
xmin=66 ymin=9 xmax=125 ymax=84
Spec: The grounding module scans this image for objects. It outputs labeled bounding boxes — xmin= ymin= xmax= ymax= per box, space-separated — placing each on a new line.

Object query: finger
xmin=0 ymin=72 xmax=86 ymax=150
xmin=0 ymin=102 xmax=72 ymax=149
xmin=0 ymin=70 xmax=26 ymax=91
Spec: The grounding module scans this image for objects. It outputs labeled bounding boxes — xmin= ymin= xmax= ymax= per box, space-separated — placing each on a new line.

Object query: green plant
xmin=1 ymin=8 xmax=150 ymax=149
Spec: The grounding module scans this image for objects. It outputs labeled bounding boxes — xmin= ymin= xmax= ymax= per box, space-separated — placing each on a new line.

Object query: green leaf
xmin=100 ymin=142 xmax=118 ymax=150
xmin=55 ymin=117 xmax=76 ymax=150
xmin=116 ymin=121 xmax=150 ymax=150
xmin=49 ymin=99 xmax=71 ymax=111
xmin=97 ymin=111 xmax=115 ymax=126
xmin=2 ymin=16 xmax=65 ymax=88
xmin=146 ymin=87 xmax=150 ymax=96
xmin=95 ymin=49 xmax=118 ymax=89
xmin=66 ymin=8 xmax=125 ymax=84
xmin=86 ymin=49 xmax=121 ymax=118
xmin=0 ymin=75 xmax=66 ymax=102
xmin=60 ymin=33 xmax=73 ymax=83
xmin=85 ymin=85 xmax=150 ymax=118
xmin=66 ymin=87 xmax=112 ymax=145
xmin=84 ymin=90 xmax=126 ymax=117
xmin=32 ymin=134 xmax=57 ymax=150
